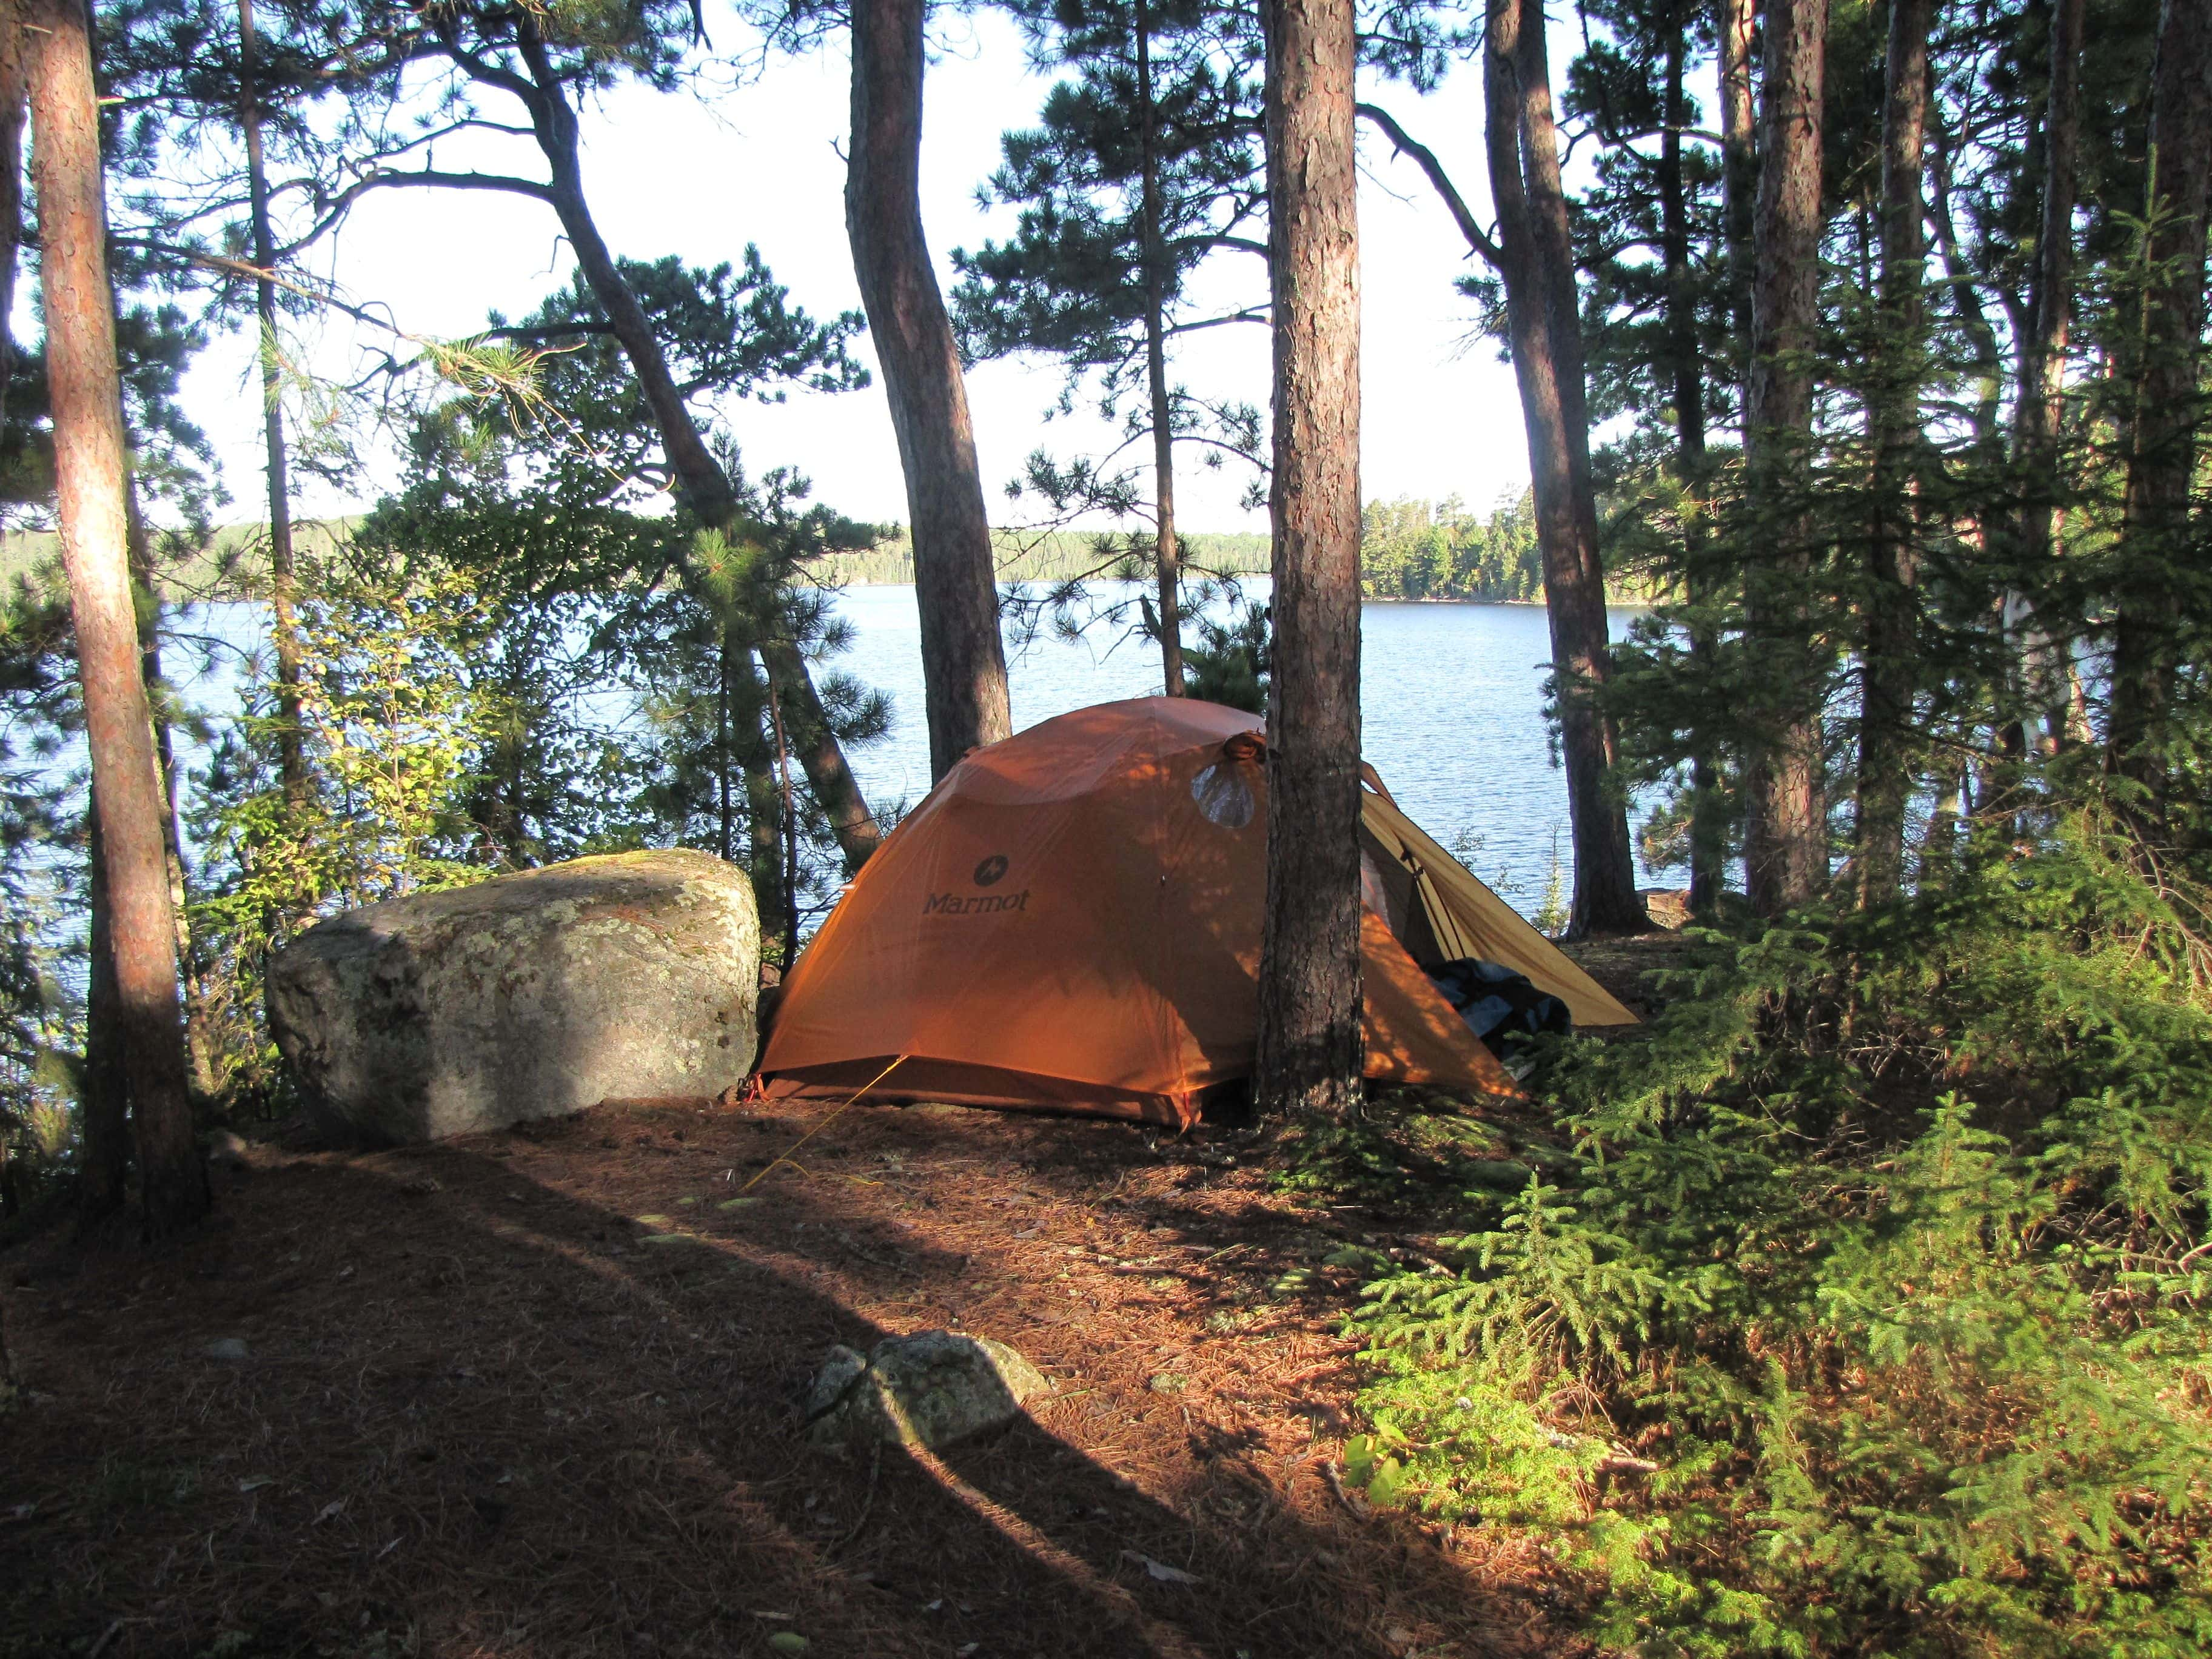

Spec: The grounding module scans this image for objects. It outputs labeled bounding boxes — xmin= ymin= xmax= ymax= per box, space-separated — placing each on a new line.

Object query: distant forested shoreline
xmin=7 ymin=495 xmax=1653 ymax=604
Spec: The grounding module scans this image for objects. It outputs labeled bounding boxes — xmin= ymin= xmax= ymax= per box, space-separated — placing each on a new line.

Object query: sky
xmin=175 ymin=7 xmax=1537 ymax=536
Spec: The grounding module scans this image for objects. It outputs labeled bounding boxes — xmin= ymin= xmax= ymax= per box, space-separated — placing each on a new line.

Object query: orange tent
xmin=758 ymin=697 xmax=1635 ymax=1127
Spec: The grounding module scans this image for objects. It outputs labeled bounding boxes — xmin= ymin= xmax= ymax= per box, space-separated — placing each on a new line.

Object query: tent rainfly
xmin=758 ymin=697 xmax=1635 ymax=1127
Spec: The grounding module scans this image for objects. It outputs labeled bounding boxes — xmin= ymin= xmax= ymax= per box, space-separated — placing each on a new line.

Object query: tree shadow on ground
xmin=0 ymin=1101 xmax=1567 ymax=1659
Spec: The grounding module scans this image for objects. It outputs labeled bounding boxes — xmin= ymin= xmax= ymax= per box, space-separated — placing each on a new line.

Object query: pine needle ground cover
xmin=0 ymin=1100 xmax=1564 ymax=1659
xmin=1322 ymin=820 xmax=2212 ymax=1658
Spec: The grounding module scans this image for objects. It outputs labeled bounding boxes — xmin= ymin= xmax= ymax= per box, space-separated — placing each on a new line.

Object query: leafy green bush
xmin=1342 ymin=816 xmax=2212 ymax=1657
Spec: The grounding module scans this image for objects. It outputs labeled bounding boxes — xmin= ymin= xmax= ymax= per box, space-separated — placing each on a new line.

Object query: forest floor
xmin=0 ymin=937 xmax=1680 ymax=1659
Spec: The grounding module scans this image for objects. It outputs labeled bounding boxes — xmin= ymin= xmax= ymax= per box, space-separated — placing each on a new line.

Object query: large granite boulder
xmin=804 ymin=1331 xmax=1049 ymax=1449
xmin=268 ymin=849 xmax=759 ymax=1144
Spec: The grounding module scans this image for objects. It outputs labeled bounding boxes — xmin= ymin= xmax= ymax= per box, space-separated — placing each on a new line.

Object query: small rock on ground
xmin=805 ymin=1330 xmax=1046 ymax=1449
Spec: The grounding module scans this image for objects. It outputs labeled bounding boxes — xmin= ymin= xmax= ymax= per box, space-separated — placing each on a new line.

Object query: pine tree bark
xmin=238 ymin=0 xmax=306 ymax=807
xmin=1137 ymin=1 xmax=1185 ymax=696
xmin=28 ymin=0 xmax=208 ymax=1236
xmin=500 ymin=23 xmax=882 ymax=873
xmin=1855 ymin=0 xmax=1929 ymax=906
xmin=2008 ymin=0 xmax=2086 ymax=756
xmin=1742 ymin=0 xmax=1830 ymax=916
xmin=1484 ymin=0 xmax=1646 ymax=936
xmin=1662 ymin=8 xmax=1725 ymax=917
xmin=2109 ymin=0 xmax=2212 ymax=788
xmin=846 ymin=0 xmax=1013 ymax=777
xmin=1255 ymin=0 xmax=1363 ymax=1122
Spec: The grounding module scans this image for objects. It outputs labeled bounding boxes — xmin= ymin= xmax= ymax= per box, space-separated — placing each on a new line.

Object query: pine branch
xmin=1355 ymin=102 xmax=1504 ymax=268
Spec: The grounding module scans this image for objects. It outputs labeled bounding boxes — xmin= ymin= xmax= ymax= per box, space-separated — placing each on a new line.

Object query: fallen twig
xmin=1316 ymin=1460 xmax=1370 ymax=1521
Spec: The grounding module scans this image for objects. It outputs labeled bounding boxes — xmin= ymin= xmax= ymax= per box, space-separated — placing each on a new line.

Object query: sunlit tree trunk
xmin=28 ymin=0 xmax=207 ymax=1236
xmin=1855 ymin=0 xmax=1929 ymax=907
xmin=1742 ymin=0 xmax=1830 ymax=916
xmin=237 ymin=0 xmax=306 ymax=808
xmin=1484 ymin=0 xmax=1646 ymax=936
xmin=2109 ymin=0 xmax=2212 ymax=790
xmin=846 ymin=0 xmax=1014 ymax=777
xmin=1137 ymin=1 xmax=1184 ymax=696
xmin=1255 ymin=0 xmax=1363 ymax=1121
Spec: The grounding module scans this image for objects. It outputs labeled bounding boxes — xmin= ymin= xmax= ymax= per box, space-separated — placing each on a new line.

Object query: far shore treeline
xmin=0 ymin=492 xmax=1651 ymax=605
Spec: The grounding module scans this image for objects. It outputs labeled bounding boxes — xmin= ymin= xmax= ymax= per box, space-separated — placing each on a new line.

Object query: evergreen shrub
xmin=1340 ymin=814 xmax=2212 ymax=1656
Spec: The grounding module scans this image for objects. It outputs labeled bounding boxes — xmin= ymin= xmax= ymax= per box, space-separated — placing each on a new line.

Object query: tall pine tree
xmin=953 ymin=0 xmax=1267 ymax=694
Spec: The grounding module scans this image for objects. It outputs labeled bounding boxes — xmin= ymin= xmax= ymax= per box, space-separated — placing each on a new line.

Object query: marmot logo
xmin=925 ymin=888 xmax=1030 ymax=917
xmin=973 ymin=854 xmax=1010 ymax=887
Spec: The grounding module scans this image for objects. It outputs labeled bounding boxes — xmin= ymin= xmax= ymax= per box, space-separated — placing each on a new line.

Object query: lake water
xmin=71 ymin=584 xmax=1670 ymax=924
xmin=832 ymin=583 xmax=1669 ymax=911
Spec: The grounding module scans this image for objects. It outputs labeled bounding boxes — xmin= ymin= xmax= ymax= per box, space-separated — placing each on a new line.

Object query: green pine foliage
xmin=1181 ymin=599 xmax=1270 ymax=713
xmin=1334 ymin=813 xmax=2212 ymax=1657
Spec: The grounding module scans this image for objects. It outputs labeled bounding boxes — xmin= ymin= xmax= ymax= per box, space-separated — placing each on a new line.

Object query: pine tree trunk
xmin=238 ymin=0 xmax=306 ymax=808
xmin=80 ymin=791 xmax=130 ymax=1222
xmin=759 ymin=638 xmax=883 ymax=871
xmin=717 ymin=627 xmax=736 ymax=863
xmin=125 ymin=485 xmax=216 ymax=1097
xmin=1484 ymin=0 xmax=1646 ymax=936
xmin=2109 ymin=0 xmax=2212 ymax=788
xmin=1855 ymin=0 xmax=1929 ymax=907
xmin=1663 ymin=10 xmax=1725 ymax=917
xmin=739 ymin=649 xmax=788 ymax=947
xmin=760 ymin=659 xmax=804 ymax=974
xmin=1742 ymin=0 xmax=1831 ymax=916
xmin=504 ymin=24 xmax=882 ymax=871
xmin=1715 ymin=0 xmax=1758 ymax=387
xmin=1137 ymin=2 xmax=1184 ymax=697
xmin=28 ymin=0 xmax=207 ymax=1236
xmin=1255 ymin=0 xmax=1363 ymax=1122
xmin=2008 ymin=0 xmax=2086 ymax=758
xmin=846 ymin=0 xmax=1013 ymax=777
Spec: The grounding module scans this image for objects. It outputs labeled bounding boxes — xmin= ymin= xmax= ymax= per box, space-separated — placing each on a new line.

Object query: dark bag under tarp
xmin=1425 ymin=958 xmax=1572 ymax=1056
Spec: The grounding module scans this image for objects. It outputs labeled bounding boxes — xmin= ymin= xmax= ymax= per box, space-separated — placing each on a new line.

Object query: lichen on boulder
xmin=805 ymin=1330 xmax=1048 ymax=1449
xmin=267 ymin=848 xmax=759 ymax=1145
